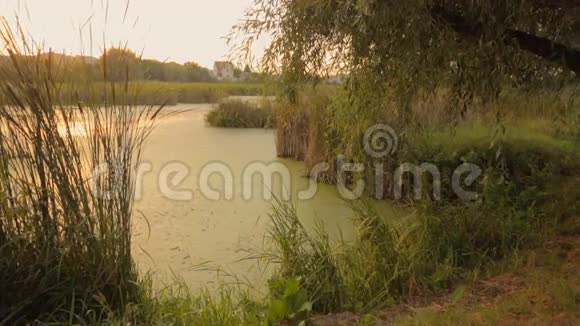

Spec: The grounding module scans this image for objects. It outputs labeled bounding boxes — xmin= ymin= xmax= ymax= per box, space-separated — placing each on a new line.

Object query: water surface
xmin=132 ymin=102 xmax=361 ymax=290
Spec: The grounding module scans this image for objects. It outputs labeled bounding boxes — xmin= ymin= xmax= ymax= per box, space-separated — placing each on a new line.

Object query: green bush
xmin=206 ymin=99 xmax=275 ymax=128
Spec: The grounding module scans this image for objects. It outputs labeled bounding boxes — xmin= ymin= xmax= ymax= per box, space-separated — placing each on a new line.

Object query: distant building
xmin=212 ymin=61 xmax=235 ymax=80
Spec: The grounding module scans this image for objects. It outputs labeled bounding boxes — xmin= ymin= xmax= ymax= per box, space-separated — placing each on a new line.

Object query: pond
xmin=131 ymin=100 xmax=399 ymax=291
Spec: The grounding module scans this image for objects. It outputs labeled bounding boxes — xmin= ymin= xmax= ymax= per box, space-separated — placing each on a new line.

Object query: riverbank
xmin=83 ymin=233 xmax=579 ymax=326
xmin=83 ymin=234 xmax=580 ymax=325
xmin=135 ymin=81 xmax=267 ymax=105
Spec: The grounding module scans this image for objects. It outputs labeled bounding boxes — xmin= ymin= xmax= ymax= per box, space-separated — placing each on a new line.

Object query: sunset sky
xmin=0 ymin=0 xmax=269 ymax=68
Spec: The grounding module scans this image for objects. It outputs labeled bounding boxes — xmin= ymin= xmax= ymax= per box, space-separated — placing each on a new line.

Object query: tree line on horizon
xmin=0 ymin=47 xmax=263 ymax=83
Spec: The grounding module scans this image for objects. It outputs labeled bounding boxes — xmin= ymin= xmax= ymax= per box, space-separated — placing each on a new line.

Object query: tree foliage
xmin=100 ymin=47 xmax=141 ymax=81
xmin=235 ymin=0 xmax=579 ymax=111
xmin=99 ymin=47 xmax=216 ymax=83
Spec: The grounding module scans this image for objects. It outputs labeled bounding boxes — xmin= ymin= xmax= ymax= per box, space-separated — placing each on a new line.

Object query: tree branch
xmin=527 ymin=0 xmax=580 ymax=11
xmin=505 ymin=29 xmax=580 ymax=75
xmin=432 ymin=5 xmax=580 ymax=76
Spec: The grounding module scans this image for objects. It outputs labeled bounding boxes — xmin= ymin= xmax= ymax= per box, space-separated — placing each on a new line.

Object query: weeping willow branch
xmin=432 ymin=5 xmax=580 ymax=76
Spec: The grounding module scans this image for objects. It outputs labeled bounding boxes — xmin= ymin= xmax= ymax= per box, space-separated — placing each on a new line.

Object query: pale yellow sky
xmin=0 ymin=0 xmax=269 ymax=68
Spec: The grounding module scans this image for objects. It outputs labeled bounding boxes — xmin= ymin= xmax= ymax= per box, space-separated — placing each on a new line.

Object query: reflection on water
xmin=131 ymin=101 xmax=399 ymax=290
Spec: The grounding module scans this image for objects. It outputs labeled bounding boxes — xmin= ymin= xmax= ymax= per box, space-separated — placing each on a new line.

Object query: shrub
xmin=206 ymin=99 xmax=275 ymax=128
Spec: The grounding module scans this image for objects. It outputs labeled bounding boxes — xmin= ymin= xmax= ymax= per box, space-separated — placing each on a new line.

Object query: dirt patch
xmin=308 ymin=235 xmax=580 ymax=325
xmin=462 ymin=273 xmax=527 ymax=307
xmin=310 ymin=312 xmax=361 ymax=326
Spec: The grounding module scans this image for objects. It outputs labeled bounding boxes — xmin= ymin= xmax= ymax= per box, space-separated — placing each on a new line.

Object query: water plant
xmin=206 ymin=98 xmax=275 ymax=128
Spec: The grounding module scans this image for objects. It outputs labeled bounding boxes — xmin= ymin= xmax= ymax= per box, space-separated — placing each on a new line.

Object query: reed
xmin=0 ymin=20 xmax=162 ymax=323
xmin=264 ymin=84 xmax=579 ymax=311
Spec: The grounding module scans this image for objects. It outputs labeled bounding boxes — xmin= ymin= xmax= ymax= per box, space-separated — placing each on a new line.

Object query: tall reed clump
xmin=274 ymin=87 xmax=340 ymax=167
xmin=0 ymin=21 xmax=162 ymax=323
xmin=261 ymin=201 xmax=344 ymax=313
xmin=274 ymin=101 xmax=310 ymax=160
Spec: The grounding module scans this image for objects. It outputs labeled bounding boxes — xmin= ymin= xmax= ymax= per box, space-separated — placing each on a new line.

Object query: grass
xmin=390 ymin=237 xmax=580 ymax=325
xmin=206 ymin=98 xmax=276 ymax=128
xmin=310 ymin=236 xmax=579 ymax=325
xmin=108 ymin=277 xmax=263 ymax=325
